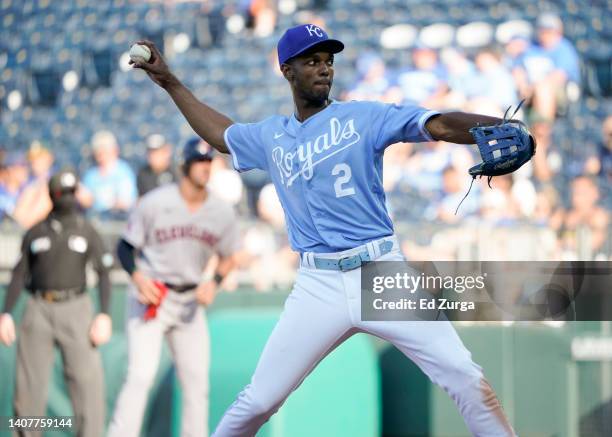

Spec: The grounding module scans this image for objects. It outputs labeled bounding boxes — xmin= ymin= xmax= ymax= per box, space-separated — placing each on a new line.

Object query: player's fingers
xmin=146 ymin=285 xmax=161 ymax=305
xmin=142 ymin=290 xmax=158 ymax=305
xmin=0 ymin=324 xmax=15 ymax=345
xmin=136 ymin=40 xmax=160 ymax=55
xmin=135 ymin=40 xmax=163 ymax=63
xmin=136 ymin=292 xmax=150 ymax=305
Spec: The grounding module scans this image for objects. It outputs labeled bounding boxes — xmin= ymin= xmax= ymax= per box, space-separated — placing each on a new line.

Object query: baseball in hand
xmin=129 ymin=43 xmax=151 ymax=63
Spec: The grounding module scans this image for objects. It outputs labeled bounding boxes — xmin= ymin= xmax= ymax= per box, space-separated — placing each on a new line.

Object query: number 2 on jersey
xmin=332 ymin=163 xmax=355 ymax=198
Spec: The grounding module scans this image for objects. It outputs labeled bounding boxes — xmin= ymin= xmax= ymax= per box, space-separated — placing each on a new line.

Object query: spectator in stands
xmin=209 ymin=152 xmax=243 ymax=206
xmin=532 ymin=184 xmax=564 ymax=232
xmin=478 ymin=174 xmax=521 ymax=224
xmin=598 ymin=115 xmax=612 ymax=186
xmin=240 ymin=169 xmax=271 ymax=217
xmin=344 ymin=53 xmax=393 ymax=102
xmin=533 ymin=13 xmax=580 ymax=117
xmin=78 ymin=130 xmax=137 ymax=219
xmin=0 ymin=153 xmax=29 ymax=223
xmin=394 ymin=44 xmax=448 ymax=108
xmin=136 ymin=134 xmax=177 ymax=196
xmin=562 ymin=176 xmax=609 ymax=258
xmin=530 ymin=119 xmax=556 ymax=183
xmin=566 ymin=115 xmax=612 ymax=192
xmin=426 ymin=165 xmax=480 ymax=223
xmin=403 ymin=141 xmax=473 ymax=195
xmin=13 ymin=142 xmax=55 ymax=229
xmin=245 ymin=0 xmax=276 ymax=38
xmin=508 ymin=14 xmax=580 ymax=121
xmin=195 ymin=1 xmax=227 ymax=48
xmin=382 ymin=142 xmax=413 ymax=193
xmin=535 ymin=13 xmax=580 ymax=85
xmin=240 ymin=183 xmax=297 ymax=291
xmin=473 ymin=48 xmax=518 ymax=110
xmin=440 ymin=48 xmax=480 ymax=109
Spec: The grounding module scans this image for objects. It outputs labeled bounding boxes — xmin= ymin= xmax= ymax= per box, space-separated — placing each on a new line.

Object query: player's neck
xmin=294 ymin=98 xmax=330 ymax=122
xmin=179 ymin=179 xmax=208 ymax=209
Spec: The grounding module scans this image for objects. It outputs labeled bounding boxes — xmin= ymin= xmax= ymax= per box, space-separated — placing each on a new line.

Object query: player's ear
xmin=280 ymin=63 xmax=294 ymax=82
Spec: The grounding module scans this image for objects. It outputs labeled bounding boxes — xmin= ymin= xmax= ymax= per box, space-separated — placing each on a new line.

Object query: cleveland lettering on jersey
xmin=154 ymin=224 xmax=220 ymax=246
xmin=271 ymin=117 xmax=361 ymax=187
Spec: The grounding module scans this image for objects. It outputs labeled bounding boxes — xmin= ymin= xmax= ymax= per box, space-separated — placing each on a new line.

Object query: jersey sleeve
xmin=374 ymin=103 xmax=440 ymax=152
xmin=223 ymin=122 xmax=267 ymax=172
xmin=122 ymin=198 xmax=149 ymax=248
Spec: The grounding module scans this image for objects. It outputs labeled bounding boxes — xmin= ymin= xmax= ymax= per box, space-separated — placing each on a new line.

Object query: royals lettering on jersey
xmin=272 ymin=117 xmax=361 ymax=187
xmin=224 ymin=100 xmax=439 ymax=253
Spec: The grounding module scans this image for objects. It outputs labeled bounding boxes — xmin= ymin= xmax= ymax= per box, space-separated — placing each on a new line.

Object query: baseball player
xmin=131 ymin=24 xmax=529 ymax=436
xmin=107 ymin=140 xmax=240 ymax=437
xmin=0 ymin=168 xmax=112 ymax=437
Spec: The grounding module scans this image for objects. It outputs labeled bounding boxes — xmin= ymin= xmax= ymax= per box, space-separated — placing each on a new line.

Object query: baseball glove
xmin=455 ymin=101 xmax=536 ymax=214
xmin=468 ymin=101 xmax=536 ymax=182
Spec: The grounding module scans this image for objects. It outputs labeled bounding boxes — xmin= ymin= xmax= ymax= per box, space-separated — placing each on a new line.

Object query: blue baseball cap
xmin=277 ymin=24 xmax=344 ymax=65
xmin=183 ymin=137 xmax=214 ymax=163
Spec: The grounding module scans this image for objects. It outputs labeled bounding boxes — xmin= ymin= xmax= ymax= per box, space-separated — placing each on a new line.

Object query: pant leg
xmin=353 ymin=251 xmax=516 ymax=437
xmin=166 ymin=298 xmax=209 ymax=437
xmin=14 ymin=298 xmax=56 ymax=437
xmin=107 ymin=292 xmax=167 ymax=437
xmin=212 ymin=267 xmax=354 ymax=437
xmin=53 ymin=295 xmax=105 ymax=437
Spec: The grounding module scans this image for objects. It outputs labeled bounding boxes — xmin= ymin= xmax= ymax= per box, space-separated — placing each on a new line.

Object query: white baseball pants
xmin=108 ymin=288 xmax=209 ymax=437
xmin=212 ymin=236 xmax=515 ymax=437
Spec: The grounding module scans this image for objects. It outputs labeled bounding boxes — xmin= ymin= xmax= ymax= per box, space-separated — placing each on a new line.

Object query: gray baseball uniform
xmin=108 ymin=184 xmax=240 ymax=437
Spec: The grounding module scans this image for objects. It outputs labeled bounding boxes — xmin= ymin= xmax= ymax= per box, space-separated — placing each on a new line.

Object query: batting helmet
xmin=182 ymin=137 xmax=214 ymax=174
xmin=48 ymin=167 xmax=78 ymax=199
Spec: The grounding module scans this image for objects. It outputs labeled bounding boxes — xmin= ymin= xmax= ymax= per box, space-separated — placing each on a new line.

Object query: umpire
xmin=0 ymin=168 xmax=113 ymax=437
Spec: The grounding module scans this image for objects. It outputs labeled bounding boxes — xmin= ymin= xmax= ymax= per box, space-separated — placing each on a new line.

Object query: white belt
xmin=300 ymin=235 xmax=398 ymax=272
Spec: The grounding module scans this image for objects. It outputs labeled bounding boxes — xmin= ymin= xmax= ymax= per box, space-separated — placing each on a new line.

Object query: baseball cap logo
xmin=60 ymin=172 xmax=77 ymax=188
xmin=305 ymin=24 xmax=323 ymax=38
xmin=197 ymin=143 xmax=211 ymax=154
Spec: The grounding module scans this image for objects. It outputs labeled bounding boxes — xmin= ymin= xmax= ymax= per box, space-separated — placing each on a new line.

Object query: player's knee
xmin=125 ymin=365 xmax=157 ymax=391
xmin=238 ymin=387 xmax=281 ymax=420
xmin=438 ymin=355 xmax=483 ymax=392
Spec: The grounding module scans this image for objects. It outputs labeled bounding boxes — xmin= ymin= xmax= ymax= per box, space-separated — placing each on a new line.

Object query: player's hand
xmin=0 ymin=313 xmax=16 ymax=346
xmin=132 ymin=271 xmax=162 ymax=305
xmin=195 ymin=281 xmax=217 ymax=307
xmin=130 ymin=40 xmax=177 ymax=89
xmin=89 ymin=313 xmax=112 ymax=346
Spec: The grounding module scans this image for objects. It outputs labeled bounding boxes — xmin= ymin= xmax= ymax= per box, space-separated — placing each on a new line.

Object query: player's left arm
xmin=425 ymin=112 xmax=504 ymax=144
xmin=85 ymin=224 xmax=113 ymax=346
xmin=212 ymin=253 xmax=238 ymax=286
xmin=85 ymin=224 xmax=113 ymax=315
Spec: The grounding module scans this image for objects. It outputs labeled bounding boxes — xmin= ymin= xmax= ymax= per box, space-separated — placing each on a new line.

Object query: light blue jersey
xmin=225 ymin=100 xmax=438 ymax=253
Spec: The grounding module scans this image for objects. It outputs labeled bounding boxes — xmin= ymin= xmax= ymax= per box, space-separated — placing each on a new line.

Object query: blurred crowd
xmin=1 ymin=7 xmax=610 ymax=289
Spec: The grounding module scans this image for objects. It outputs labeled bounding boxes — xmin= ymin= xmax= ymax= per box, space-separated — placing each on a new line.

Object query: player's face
xmin=285 ymin=51 xmax=334 ymax=103
xmin=186 ymin=160 xmax=212 ymax=189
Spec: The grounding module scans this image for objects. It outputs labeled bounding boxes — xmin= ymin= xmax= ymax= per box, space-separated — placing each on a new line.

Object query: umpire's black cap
xmin=48 ymin=168 xmax=78 ymax=196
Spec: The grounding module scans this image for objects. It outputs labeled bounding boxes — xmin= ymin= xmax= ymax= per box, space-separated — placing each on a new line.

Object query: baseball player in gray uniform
xmin=107 ymin=139 xmax=240 ymax=437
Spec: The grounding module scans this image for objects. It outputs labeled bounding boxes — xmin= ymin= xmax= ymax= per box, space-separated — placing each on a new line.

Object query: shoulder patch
xmin=68 ymin=235 xmax=88 ymax=253
xmin=102 ymin=253 xmax=114 ymax=268
xmin=30 ymin=237 xmax=51 ymax=253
